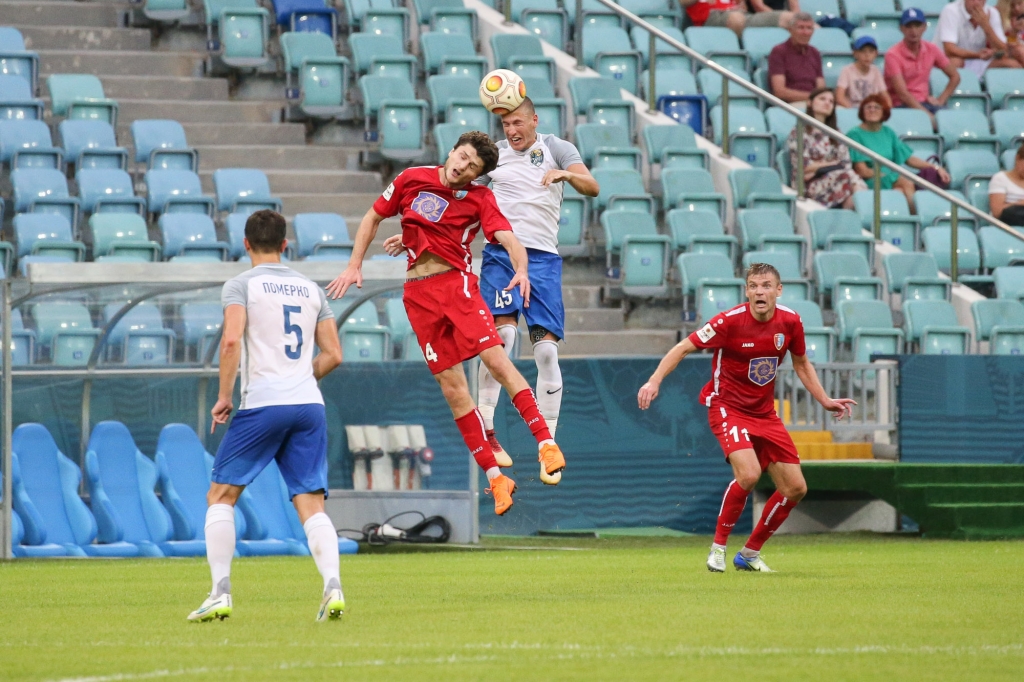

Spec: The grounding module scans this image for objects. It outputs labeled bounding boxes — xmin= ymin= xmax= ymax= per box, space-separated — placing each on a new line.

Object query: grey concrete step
xmin=193 ymin=145 xmax=352 ymax=172
xmin=95 ymin=76 xmax=229 ymax=101
xmin=520 ymin=330 xmax=677 ymax=357
xmin=20 ymin=25 xmax=151 ymax=51
xmin=3 ymin=2 xmax=125 ymax=28
xmin=116 ymin=99 xmax=280 ymax=124
xmin=281 ymin=193 xmax=381 ymax=216
xmin=130 ymin=123 xmax=308 ymax=146
xmin=200 ymin=169 xmax=383 ymax=195
xmin=563 ymin=307 xmax=624 ymax=332
xmin=38 ymin=50 xmax=203 ymax=78
xmin=563 ymin=284 xmax=602 ymax=309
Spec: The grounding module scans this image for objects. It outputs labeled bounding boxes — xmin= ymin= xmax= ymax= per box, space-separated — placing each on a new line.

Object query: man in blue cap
xmin=884 ymin=8 xmax=960 ymax=120
xmin=837 ymin=35 xmax=892 ymax=109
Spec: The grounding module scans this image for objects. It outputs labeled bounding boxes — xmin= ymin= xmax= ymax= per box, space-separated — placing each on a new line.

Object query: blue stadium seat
xmin=711 ymin=105 xmax=775 ymax=168
xmin=491 ymin=34 xmax=556 ymax=84
xmin=683 ymin=27 xmax=750 ymax=74
xmin=592 ymin=168 xmax=654 ymax=213
xmin=728 ymin=168 xmax=795 ymax=216
xmin=814 ymin=251 xmax=884 ymax=308
xmin=574 ymin=123 xmax=640 ymax=170
xmin=852 ymin=189 xmax=920 ymax=251
xmin=145 ymin=169 xmax=215 ymax=216
xmin=85 ymin=421 xmax=211 ymax=557
xmin=158 ymin=213 xmax=229 ymax=260
xmin=12 ymin=213 xmax=84 ymax=261
xmin=348 ymin=33 xmax=416 ymax=80
xmin=102 ymin=303 xmax=175 ymax=365
xmin=0 ymin=119 xmax=61 ymax=169
xmin=58 ymin=120 xmax=127 ymax=170
xmin=736 ymin=208 xmax=808 ymax=265
xmin=32 ymin=302 xmax=100 ymax=366
xmin=203 ymin=0 xmax=272 ymax=69
xmin=903 ymin=299 xmax=970 ymax=355
xmin=0 ymin=28 xmax=40 ymax=95
xmin=600 ymin=210 xmax=671 ymax=296
xmin=971 ymin=299 xmax=1024 ymax=354
xmin=0 ymin=74 xmax=43 ymax=120
xmin=280 ymin=32 xmax=350 ymax=119
xmin=7 ymin=456 xmax=78 ymax=557
xmin=76 ymin=168 xmax=145 ymax=215
xmin=213 ymin=168 xmax=283 ymax=214
xmin=661 ymin=168 xmax=726 ymax=219
xmin=807 ymin=209 xmax=874 ymax=265
xmin=882 ymin=252 xmax=950 ymax=303
xmin=642 ymin=123 xmax=707 ymax=170
xmin=581 ymin=26 xmax=641 ymax=95
xmin=272 ymin=0 xmax=338 ymax=37
xmin=294 ymin=212 xmax=353 ymax=259
xmin=836 ymin=299 xmax=903 ymax=361
xmin=994 ymin=265 xmax=1024 ymax=301
xmin=12 ymin=423 xmax=140 ymax=557
xmin=130 ymin=119 xmax=197 ymax=172
xmin=979 ymin=226 xmax=1024 ymax=271
xmin=666 ymin=208 xmax=737 ymax=259
xmin=420 ymin=33 xmax=486 ymax=78
xmin=677 ymin=252 xmax=744 ymax=321
xmin=47 ymin=74 xmax=118 ymax=126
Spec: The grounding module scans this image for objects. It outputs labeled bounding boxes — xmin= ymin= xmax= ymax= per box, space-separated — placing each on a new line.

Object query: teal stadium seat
xmin=741 ymin=250 xmax=811 ymax=300
xmin=698 ymin=66 xmax=759 ymax=108
xmin=661 ymin=168 xmax=725 ymax=219
xmin=491 ymin=34 xmax=556 ymax=84
xmin=130 ymin=119 xmax=197 ymax=172
xmin=666 ymin=208 xmax=737 ymax=260
xmin=601 ymin=210 xmax=671 ymax=296
xmin=568 ymin=77 xmax=634 ymax=131
xmin=178 ymin=302 xmax=223 ymax=362
xmin=683 ymin=27 xmax=750 ymax=74
xmin=581 ymin=26 xmax=641 ymax=95
xmin=903 ymin=300 xmax=970 ymax=354
xmin=385 ymin=297 xmax=413 ymax=357
xmin=983 ymin=68 xmax=1024 ymax=109
xmin=813 ymin=251 xmax=884 ymax=308
xmin=513 ymin=0 xmax=568 ymax=48
xmin=203 ymin=0 xmax=271 ymax=69
xmin=420 ymin=33 xmax=486 ymax=79
xmin=930 ymin=68 xmax=989 ymax=115
xmin=642 ymin=68 xmax=698 ymax=103
xmin=778 ymin=299 xmax=835 ymax=361
xmin=349 ymin=34 xmax=416 ymax=81
xmin=820 ymin=51 xmax=855 ymax=90
xmin=341 ymin=300 xmax=390 ymax=361
xmin=89 ymin=213 xmax=160 ymax=261
xmin=144 ymin=0 xmax=191 ymax=22
xmin=642 ymin=123 xmax=707 ymax=170
xmin=426 ymin=74 xmax=478 ymax=122
xmin=631 ymin=26 xmax=689 ymax=73
xmin=922 ymin=224 xmax=982 ymax=275
xmin=574 ymin=123 xmax=640 ymax=170
xmin=742 ymin=27 xmax=789 ymax=65
xmin=978 ymin=226 xmax=1024 ymax=270
xmin=592 ymin=167 xmax=654 ymax=213
xmin=145 ymin=169 xmax=215 ymax=216
xmin=102 ymin=303 xmax=175 ymax=365
xmin=433 ymin=121 xmax=473 ymax=163
xmin=836 ymin=299 xmax=903 ymax=361
xmin=802 ymin=0 xmax=841 ymax=21
xmin=764 ymin=106 xmax=795 ymax=148
xmin=915 ymin=190 xmax=974 ymax=228
xmin=936 ymin=109 xmax=998 ymax=155
xmin=5 ymin=309 xmax=36 ymax=365
xmin=728 ymin=168 xmax=795 ymax=216
xmin=882 ymin=251 xmax=950 ymax=302
xmin=807 ymin=209 xmax=874 ymax=266
xmin=994 ymin=265 xmax=1024 ymax=301
xmin=213 ymin=168 xmax=282 ymax=213
xmin=944 ymin=148 xmax=998 ymax=193
xmin=159 ymin=213 xmax=229 ymax=260
xmin=32 ymin=302 xmax=100 ymax=366
xmin=990 ymin=110 xmax=1024 ymax=152
xmin=677 ymin=252 xmax=744 ymax=321
xmin=558 ymin=184 xmax=590 ymax=257
xmin=888 ymin=108 xmax=943 ymax=160
xmin=358 ymin=76 xmax=429 ymax=161
xmin=47 ymin=74 xmax=118 ymax=125
xmin=852 ymin=189 xmax=919 ymax=251
xmin=280 ymin=32 xmax=350 ymax=119
xmin=412 ymin=0 xmax=476 ymax=38
xmin=736 ymin=208 xmax=808 ymax=265
xmin=294 ymin=213 xmax=353 ymax=260
xmin=971 ymin=299 xmax=1024 ymax=354
xmin=710 ymin=105 xmax=775 ymax=168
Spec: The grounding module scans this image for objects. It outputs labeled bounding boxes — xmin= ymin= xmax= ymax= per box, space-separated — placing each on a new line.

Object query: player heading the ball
xmin=327 ymin=131 xmax=566 ymax=516
xmin=638 ymin=263 xmax=856 ymax=573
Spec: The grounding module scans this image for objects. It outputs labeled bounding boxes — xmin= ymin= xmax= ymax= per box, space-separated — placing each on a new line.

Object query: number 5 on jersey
xmin=283 ymin=305 xmax=303 ymax=359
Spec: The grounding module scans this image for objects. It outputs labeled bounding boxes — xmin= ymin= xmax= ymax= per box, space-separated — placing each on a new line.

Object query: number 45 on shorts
xmin=494 ymin=290 xmax=512 ymax=309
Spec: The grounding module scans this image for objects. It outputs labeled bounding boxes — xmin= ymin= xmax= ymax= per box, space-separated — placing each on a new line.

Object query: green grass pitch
xmin=2 ymin=535 xmax=1022 ymax=681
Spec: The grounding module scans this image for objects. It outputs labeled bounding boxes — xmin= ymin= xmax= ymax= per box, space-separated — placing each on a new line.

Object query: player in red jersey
xmin=326 ymin=131 xmax=566 ymax=516
xmin=637 ymin=263 xmax=855 ymax=572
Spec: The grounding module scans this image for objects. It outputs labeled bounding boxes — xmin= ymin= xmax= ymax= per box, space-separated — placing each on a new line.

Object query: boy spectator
xmin=682 ymin=0 xmax=797 ymax=36
xmin=934 ymin=0 xmax=1022 ymax=76
xmin=885 ymin=8 xmax=960 ymax=118
xmin=837 ymin=36 xmax=892 ymax=108
xmin=768 ymin=13 xmax=824 ymax=106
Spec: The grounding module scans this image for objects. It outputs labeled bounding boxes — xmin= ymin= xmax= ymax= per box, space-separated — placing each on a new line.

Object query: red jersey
xmin=687 ymin=303 xmax=807 ymax=418
xmin=685 ymin=0 xmax=742 ymax=26
xmin=372 ymin=165 xmax=513 ymax=272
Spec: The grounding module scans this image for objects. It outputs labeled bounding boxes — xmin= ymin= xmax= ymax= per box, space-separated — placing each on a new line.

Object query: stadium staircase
xmin=762 ymin=462 xmax=1024 ymax=539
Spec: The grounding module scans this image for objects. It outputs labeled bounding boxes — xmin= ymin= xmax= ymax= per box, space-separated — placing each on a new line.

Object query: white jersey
xmin=221 ymin=263 xmax=334 ymax=410
xmin=478 ymin=133 xmax=584 ymax=254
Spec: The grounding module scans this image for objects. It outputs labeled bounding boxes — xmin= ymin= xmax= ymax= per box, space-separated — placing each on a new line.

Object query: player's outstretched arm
xmin=541 ymin=163 xmax=600 ymax=197
xmin=211 ymin=304 xmax=246 ymax=432
xmin=791 ymin=353 xmax=856 ymax=421
xmin=493 ymin=229 xmax=531 ymax=307
xmin=326 ymin=208 xmax=385 ymax=299
xmin=638 ymin=337 xmax=698 ymax=409
xmin=313 ymin=317 xmax=343 ymax=379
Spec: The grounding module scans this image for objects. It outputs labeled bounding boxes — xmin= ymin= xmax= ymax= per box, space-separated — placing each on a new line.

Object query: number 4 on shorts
xmin=425 ymin=343 xmax=438 ymax=363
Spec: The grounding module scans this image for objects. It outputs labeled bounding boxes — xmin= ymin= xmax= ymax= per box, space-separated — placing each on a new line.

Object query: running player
xmin=188 ymin=209 xmax=345 ymax=623
xmin=326 ymin=131 xmax=566 ymax=516
xmin=384 ymin=98 xmax=598 ymax=483
xmin=637 ymin=263 xmax=855 ymax=572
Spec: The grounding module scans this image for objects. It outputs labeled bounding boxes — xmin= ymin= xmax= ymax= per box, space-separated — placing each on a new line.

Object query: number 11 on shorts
xmin=729 ymin=426 xmax=750 ymax=443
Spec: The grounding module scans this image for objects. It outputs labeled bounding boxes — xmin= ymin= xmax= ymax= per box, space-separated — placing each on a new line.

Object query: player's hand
xmin=382 ymin=234 xmax=405 ymax=257
xmin=326 ymin=265 xmax=361 ymax=299
xmin=506 ymin=269 xmax=531 ymax=308
xmin=541 ymin=169 xmax=573 ymax=186
xmin=637 ymin=380 xmax=660 ymax=410
xmin=823 ymin=397 xmax=856 ymax=421
xmin=210 ymin=397 xmax=233 ymax=433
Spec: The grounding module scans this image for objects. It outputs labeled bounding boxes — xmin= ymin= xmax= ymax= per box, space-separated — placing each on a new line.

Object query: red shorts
xmin=403 ymin=269 xmax=503 ymax=374
xmin=707 ymin=399 xmax=800 ymax=471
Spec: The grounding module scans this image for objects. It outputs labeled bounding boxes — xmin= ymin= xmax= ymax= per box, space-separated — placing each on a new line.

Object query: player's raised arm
xmin=791 ymin=352 xmax=856 ymax=421
xmin=637 ymin=337 xmax=699 ymax=410
xmin=492 ymin=228 xmax=531 ymax=307
xmin=211 ymin=304 xmax=246 ymax=432
xmin=325 ymin=207 xmax=385 ymax=299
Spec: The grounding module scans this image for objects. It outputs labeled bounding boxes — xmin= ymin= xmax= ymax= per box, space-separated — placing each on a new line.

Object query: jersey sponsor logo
xmin=774 ymin=333 xmax=785 ymax=350
xmin=410 ymin=192 xmax=450 ymax=222
xmin=382 ymin=182 xmax=395 ymax=200
xmin=530 ymin=149 xmax=544 ymax=166
xmin=742 ymin=342 xmax=754 ymax=348
xmin=696 ymin=323 xmax=716 ymax=343
xmin=454 ymin=189 xmax=468 ymax=200
xmin=748 ymin=357 xmax=779 ymax=386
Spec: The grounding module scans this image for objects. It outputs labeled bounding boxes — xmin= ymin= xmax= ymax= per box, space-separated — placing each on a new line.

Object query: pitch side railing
xmin=773 ymin=361 xmax=898 ymax=435
xmin=561 ymin=0 xmax=1024 ymax=282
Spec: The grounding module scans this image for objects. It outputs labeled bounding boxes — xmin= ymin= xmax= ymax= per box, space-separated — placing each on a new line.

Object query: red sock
xmin=745 ymin=491 xmax=796 ymax=552
xmin=454 ymin=409 xmax=498 ymax=472
xmin=713 ymin=480 xmax=750 ymax=545
xmin=511 ymin=389 xmax=553 ymax=443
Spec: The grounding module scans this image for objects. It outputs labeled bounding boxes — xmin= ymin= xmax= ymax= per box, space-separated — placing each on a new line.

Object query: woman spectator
xmin=988 ymin=145 xmax=1024 ymax=225
xmin=847 ymin=93 xmax=951 ymax=212
xmin=787 ymin=87 xmax=867 ymax=209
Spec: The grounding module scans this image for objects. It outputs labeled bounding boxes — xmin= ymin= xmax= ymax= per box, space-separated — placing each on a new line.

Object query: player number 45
xmin=494 ymin=290 xmax=512 ymax=309
xmin=729 ymin=426 xmax=750 ymax=443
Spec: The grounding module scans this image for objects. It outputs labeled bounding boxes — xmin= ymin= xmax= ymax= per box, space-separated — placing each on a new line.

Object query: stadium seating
xmin=574 ymin=123 xmax=640 ymax=170
xmin=592 ymin=168 xmax=654 ymax=214
xmin=936 ymin=110 xmax=999 ymax=155
xmin=979 ymin=227 xmax=1024 ymax=270
xmin=994 ymin=265 xmax=1024 ymax=300
xmin=921 ymin=225 xmax=981 ymax=276
xmin=666 ymin=208 xmax=737 ymax=260
xmin=930 ymin=68 xmax=989 ymax=115
xmin=678 ymin=252 xmax=744 ymax=320
xmin=6 ymin=458 xmax=77 ymax=557
xmin=427 ymin=74 xmax=477 ymax=122
xmin=661 ymin=168 xmax=726 ymax=219
xmin=491 ymin=34 xmax=556 ymax=84
xmin=272 ymin=0 xmax=338 ymax=37
xmin=47 ymin=74 xmax=118 ymax=126
xmin=358 ymin=76 xmax=430 ymax=159
xmin=814 ymin=252 xmax=884 ymax=308
xmin=13 ymin=213 xmax=83 ymax=261
xmin=643 ymin=123 xmax=707 ymax=170
xmin=568 ymin=77 xmax=633 ymax=131
xmin=971 ymin=299 xmax=1024 ymax=354
xmin=903 ymin=300 xmax=971 ymax=355
xmin=341 ymin=300 xmax=390 ymax=362
xmin=280 ymin=32 xmax=350 ymax=119
xmin=213 ymin=168 xmax=283 ymax=214
xmin=698 ymin=67 xmax=759 ymax=108
xmin=728 ymin=168 xmax=795 ymax=216
xmin=632 ymin=26 xmax=689 ymax=72
xmin=178 ymin=303 xmax=223 ymax=362
xmin=5 ymin=309 xmax=35 ymax=365
xmin=852 ymin=189 xmax=919 ymax=251
xmin=11 ymin=423 xmax=140 ymax=556
xmin=59 ymin=120 xmax=127 ymax=171
xmin=513 ymin=0 xmax=567 ymax=47
xmin=581 ymin=26 xmax=641 ymax=94
xmin=143 ymin=0 xmax=192 ymax=22
xmin=0 ymin=28 xmax=39 ymax=95
xmin=710 ymin=105 xmax=774 ymax=168
xmin=0 ymin=74 xmax=43 ymax=120
xmin=130 ymin=120 xmax=197 ymax=173
xmin=836 ymin=299 xmax=904 ymax=361
xmin=984 ymin=68 xmax=1024 ymax=110
xmin=12 ymin=167 xmax=82 ymax=232
xmin=683 ymin=27 xmax=749 ymax=74
xmin=600 ymin=210 xmax=671 ymax=296
xmin=420 ymin=33 xmax=486 ymax=79
xmin=203 ymin=0 xmax=272 ymax=69
xmin=0 ymin=119 xmax=61 ymax=169
xmin=102 ymin=303 xmax=176 ymax=365
xmin=944 ymin=149 xmax=999 ymax=193
xmin=349 ymin=33 xmax=416 ymax=80
xmin=32 ymin=302 xmax=100 ymax=366
xmin=888 ymin=108 xmax=942 ymax=159
xmin=89 ymin=214 xmax=160 ymax=262
xmin=807 ymin=209 xmax=874 ymax=265
xmin=882 ymin=252 xmax=950 ymax=303
xmin=779 ymin=299 xmax=835 ymax=361
xmin=76 ymin=168 xmax=145 ymax=215
xmin=159 ymin=214 xmax=230 ymax=260
xmin=294 ymin=213 xmax=353 ymax=260
xmin=736 ymin=208 xmax=807 ymax=266
xmin=145 ymin=169 xmax=215 ymax=217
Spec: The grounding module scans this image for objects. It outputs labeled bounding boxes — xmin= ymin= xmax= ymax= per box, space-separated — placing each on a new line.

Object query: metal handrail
xmin=579 ymin=0 xmax=1024 ymax=282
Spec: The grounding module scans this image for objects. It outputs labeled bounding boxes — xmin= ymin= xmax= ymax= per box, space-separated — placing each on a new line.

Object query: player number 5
xmin=494 ymin=290 xmax=512 ymax=309
xmin=283 ymin=305 xmax=303 ymax=359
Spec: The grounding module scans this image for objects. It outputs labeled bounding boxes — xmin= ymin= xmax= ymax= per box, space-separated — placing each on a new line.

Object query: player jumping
xmin=326 ymin=131 xmax=566 ymax=516
xmin=637 ymin=263 xmax=855 ymax=572
xmin=189 ymin=210 xmax=345 ymax=623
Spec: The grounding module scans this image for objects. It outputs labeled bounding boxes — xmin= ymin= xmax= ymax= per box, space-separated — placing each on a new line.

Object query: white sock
xmin=204 ymin=504 xmax=235 ymax=596
xmin=485 ymin=466 xmax=501 ymax=480
xmin=534 ymin=340 xmax=562 ymax=438
xmin=303 ymin=512 xmax=341 ymax=595
xmin=477 ymin=324 xmax=518 ymax=430
xmin=711 ymin=543 xmax=726 ymax=551
xmin=740 ymin=547 xmax=759 ymax=558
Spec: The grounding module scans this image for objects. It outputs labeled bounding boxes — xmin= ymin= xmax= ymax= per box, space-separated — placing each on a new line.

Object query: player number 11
xmin=729 ymin=426 xmax=750 ymax=443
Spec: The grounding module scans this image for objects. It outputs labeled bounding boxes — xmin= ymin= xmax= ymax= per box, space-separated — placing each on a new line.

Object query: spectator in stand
xmin=846 ymin=93 xmax=951 ymax=212
xmin=1001 ymin=0 xmax=1024 ymax=65
xmin=681 ymin=0 xmax=797 ymax=36
xmin=988 ymin=145 xmax=1024 ymax=225
xmin=885 ymin=8 xmax=960 ymax=122
xmin=836 ymin=36 xmax=892 ymax=109
xmin=787 ymin=88 xmax=867 ymax=209
xmin=768 ymin=13 xmax=824 ymax=108
xmin=934 ymin=0 xmax=1022 ymax=76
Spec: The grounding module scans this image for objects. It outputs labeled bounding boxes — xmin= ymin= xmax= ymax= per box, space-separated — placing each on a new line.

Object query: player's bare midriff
xmin=407 ymin=250 xmax=453 ymax=279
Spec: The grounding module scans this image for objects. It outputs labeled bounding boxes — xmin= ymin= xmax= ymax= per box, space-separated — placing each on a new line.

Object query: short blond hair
xmin=745 ymin=263 xmax=781 ymax=283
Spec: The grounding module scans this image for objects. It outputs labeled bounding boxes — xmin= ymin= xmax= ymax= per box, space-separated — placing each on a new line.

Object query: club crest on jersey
xmin=748 ymin=357 xmax=779 ymax=386
xmin=774 ymin=333 xmax=785 ymax=350
xmin=453 ymin=189 xmax=468 ymax=199
xmin=530 ymin=149 xmax=544 ymax=166
xmin=410 ymin=192 xmax=449 ymax=222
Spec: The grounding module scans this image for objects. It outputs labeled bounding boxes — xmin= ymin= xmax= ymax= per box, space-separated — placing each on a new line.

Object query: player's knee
xmin=207 ymin=486 xmax=240 ymax=507
xmin=784 ymin=480 xmax=808 ymax=502
xmin=735 ymin=469 xmax=761 ymax=491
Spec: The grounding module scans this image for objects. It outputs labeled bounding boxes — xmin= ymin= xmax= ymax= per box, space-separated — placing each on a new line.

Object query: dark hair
xmin=506 ymin=96 xmax=535 ymax=117
xmin=858 ymin=93 xmax=891 ymax=122
xmin=745 ymin=262 xmax=781 ymax=283
xmin=1016 ymin=143 xmax=1024 ymax=162
xmin=453 ymin=130 xmax=499 ymax=175
xmin=244 ymin=209 xmax=287 ymax=254
xmin=805 ymin=87 xmax=838 ymax=142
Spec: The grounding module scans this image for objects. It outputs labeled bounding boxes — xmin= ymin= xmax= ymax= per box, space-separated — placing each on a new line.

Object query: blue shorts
xmin=480 ymin=244 xmax=565 ymax=341
xmin=212 ymin=404 xmax=328 ymax=499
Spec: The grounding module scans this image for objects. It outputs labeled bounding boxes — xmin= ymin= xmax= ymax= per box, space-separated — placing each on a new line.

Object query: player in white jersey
xmin=187 ymin=210 xmax=345 ymax=624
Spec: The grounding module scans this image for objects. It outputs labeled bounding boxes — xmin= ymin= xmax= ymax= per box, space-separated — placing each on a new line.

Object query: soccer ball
xmin=479 ymin=69 xmax=527 ymax=115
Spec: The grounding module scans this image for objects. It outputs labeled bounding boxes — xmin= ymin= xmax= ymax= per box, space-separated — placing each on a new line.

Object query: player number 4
xmin=728 ymin=426 xmax=750 ymax=443
xmin=424 ymin=343 xmax=438 ymax=363
xmin=283 ymin=305 xmax=303 ymax=359
xmin=494 ymin=290 xmax=512 ymax=309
